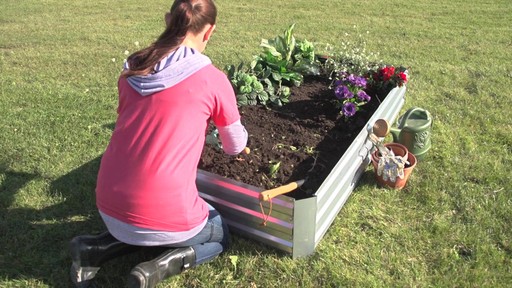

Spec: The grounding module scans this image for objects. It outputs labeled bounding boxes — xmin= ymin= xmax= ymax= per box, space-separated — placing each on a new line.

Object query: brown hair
xmin=122 ymin=0 xmax=217 ymax=78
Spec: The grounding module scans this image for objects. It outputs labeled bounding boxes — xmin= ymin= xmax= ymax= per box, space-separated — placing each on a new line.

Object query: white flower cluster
xmin=322 ymin=28 xmax=382 ymax=78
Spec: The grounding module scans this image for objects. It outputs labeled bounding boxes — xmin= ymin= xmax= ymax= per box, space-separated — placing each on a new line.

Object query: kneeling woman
xmin=70 ymin=0 xmax=248 ymax=287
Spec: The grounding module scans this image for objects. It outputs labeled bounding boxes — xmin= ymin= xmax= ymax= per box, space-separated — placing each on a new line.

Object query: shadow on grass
xmin=0 ymin=157 xmax=164 ymax=287
xmin=0 ymin=154 xmax=280 ymax=287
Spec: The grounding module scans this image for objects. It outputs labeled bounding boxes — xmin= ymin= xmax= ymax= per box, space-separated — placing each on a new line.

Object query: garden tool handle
xmin=372 ymin=119 xmax=390 ymax=137
xmin=260 ymin=179 xmax=305 ymax=201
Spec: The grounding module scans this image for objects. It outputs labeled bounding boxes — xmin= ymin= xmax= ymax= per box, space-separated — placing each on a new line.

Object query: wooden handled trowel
xmin=369 ymin=119 xmax=394 ymax=156
xmin=260 ymin=179 xmax=305 ymax=201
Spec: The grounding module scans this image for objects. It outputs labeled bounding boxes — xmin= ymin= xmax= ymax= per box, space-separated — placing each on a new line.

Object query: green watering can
xmin=390 ymin=107 xmax=432 ymax=160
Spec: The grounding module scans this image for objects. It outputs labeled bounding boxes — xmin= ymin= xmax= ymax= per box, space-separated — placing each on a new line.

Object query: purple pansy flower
xmin=334 ymin=85 xmax=344 ymax=99
xmin=333 ymin=72 xmax=371 ymax=118
xmin=347 ymin=75 xmax=367 ymax=88
xmin=335 ymin=85 xmax=353 ymax=99
xmin=355 ymin=76 xmax=367 ymax=88
xmin=347 ymin=74 xmax=357 ymax=84
xmin=342 ymin=102 xmax=357 ymax=117
xmin=357 ymin=90 xmax=371 ymax=102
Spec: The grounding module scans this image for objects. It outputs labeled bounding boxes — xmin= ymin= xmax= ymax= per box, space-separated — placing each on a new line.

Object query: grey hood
xmin=125 ymin=46 xmax=212 ymax=96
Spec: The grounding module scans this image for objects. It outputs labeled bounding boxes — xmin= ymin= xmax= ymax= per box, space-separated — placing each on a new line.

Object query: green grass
xmin=1 ymin=0 xmax=511 ymax=287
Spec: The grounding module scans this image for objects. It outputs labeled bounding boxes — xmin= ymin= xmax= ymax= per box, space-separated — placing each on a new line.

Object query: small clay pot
xmin=371 ymin=143 xmax=416 ymax=190
xmin=372 ymin=143 xmax=408 ymax=162
xmin=315 ymin=54 xmax=331 ymax=64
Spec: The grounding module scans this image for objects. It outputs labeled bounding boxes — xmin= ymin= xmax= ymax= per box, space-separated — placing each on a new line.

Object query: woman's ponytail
xmin=122 ymin=0 xmax=217 ymax=78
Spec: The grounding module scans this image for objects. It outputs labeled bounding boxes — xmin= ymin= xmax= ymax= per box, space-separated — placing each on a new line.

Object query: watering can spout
xmin=389 ymin=127 xmax=401 ymax=142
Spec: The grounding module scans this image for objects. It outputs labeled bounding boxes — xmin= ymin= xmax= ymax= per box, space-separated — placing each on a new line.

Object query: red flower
xmin=380 ymin=66 xmax=395 ymax=81
xmin=398 ymin=72 xmax=408 ymax=85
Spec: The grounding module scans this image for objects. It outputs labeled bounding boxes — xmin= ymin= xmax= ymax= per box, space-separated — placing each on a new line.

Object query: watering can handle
xmin=397 ymin=107 xmax=424 ymax=127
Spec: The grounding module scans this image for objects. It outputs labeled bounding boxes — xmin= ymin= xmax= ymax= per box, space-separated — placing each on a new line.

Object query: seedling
xmin=274 ymin=143 xmax=297 ymax=151
xmin=268 ymin=161 xmax=281 ymax=178
xmin=303 ymin=146 xmax=315 ymax=155
xmin=205 ymin=129 xmax=222 ymax=150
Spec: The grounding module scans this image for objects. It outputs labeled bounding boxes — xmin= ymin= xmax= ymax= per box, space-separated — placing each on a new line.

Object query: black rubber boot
xmin=69 ymin=231 xmax=140 ymax=288
xmin=127 ymin=247 xmax=196 ymax=288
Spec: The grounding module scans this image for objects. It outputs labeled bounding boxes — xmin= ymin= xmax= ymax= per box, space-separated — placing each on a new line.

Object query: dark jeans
xmin=163 ymin=204 xmax=230 ymax=265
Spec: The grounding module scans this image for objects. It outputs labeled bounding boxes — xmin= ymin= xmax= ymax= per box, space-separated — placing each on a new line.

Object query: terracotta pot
xmin=371 ymin=143 xmax=416 ymax=189
xmin=373 ymin=143 xmax=408 ymax=161
xmin=315 ymin=54 xmax=331 ymax=64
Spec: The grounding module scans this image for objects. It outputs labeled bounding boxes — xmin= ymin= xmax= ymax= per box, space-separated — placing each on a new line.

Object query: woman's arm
xmin=217 ymin=119 xmax=248 ymax=155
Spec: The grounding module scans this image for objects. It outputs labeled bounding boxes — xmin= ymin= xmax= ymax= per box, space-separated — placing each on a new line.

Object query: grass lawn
xmin=1 ymin=0 xmax=511 ymax=287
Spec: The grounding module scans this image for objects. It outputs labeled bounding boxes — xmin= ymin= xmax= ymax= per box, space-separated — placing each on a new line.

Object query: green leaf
xmin=248 ymin=99 xmax=258 ymax=106
xmin=285 ymin=23 xmax=296 ymax=47
xmin=272 ymin=98 xmax=283 ymax=107
xmin=257 ymin=91 xmax=269 ymax=103
xmin=205 ymin=129 xmax=222 ymax=150
xmin=293 ymin=61 xmax=321 ymax=76
xmin=284 ymin=24 xmax=296 ymax=62
xmin=280 ymin=86 xmax=291 ymax=97
xmin=273 ymin=37 xmax=287 ymax=56
xmin=250 ymin=59 xmax=259 ymax=70
xmin=268 ymin=161 xmax=281 ymax=178
xmin=236 ymin=94 xmax=248 ymax=106
xmin=260 ymin=39 xmax=282 ymax=58
xmin=253 ymin=81 xmax=264 ymax=92
xmin=250 ymin=75 xmax=258 ymax=83
xmin=240 ymin=85 xmax=252 ymax=94
xmin=229 ymin=255 xmax=238 ymax=272
xmin=272 ymin=72 xmax=282 ymax=81
xmin=242 ymin=74 xmax=253 ymax=85
xmin=265 ymin=86 xmax=275 ymax=97
xmin=286 ymin=36 xmax=296 ymax=62
xmin=262 ymin=68 xmax=272 ymax=79
xmin=248 ymin=91 xmax=258 ymax=100
xmin=296 ymin=39 xmax=316 ymax=62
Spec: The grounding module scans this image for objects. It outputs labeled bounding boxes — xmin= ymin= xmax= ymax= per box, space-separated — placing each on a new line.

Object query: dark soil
xmin=198 ymin=76 xmax=386 ymax=199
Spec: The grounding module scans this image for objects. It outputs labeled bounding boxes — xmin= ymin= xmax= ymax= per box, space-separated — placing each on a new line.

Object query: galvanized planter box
xmin=198 ymin=86 xmax=406 ymax=258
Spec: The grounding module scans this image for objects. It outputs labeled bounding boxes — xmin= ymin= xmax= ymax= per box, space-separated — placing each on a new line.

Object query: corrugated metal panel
xmin=197 ymin=170 xmax=297 ymax=254
xmin=197 ymin=86 xmax=407 ymax=257
xmin=291 ymin=197 xmax=317 ymax=258
xmin=314 ymin=86 xmax=406 ymax=245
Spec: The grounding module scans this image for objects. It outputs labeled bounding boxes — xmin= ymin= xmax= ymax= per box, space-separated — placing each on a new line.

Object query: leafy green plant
xmin=251 ymin=23 xmax=321 ymax=88
xmin=226 ymin=62 xmax=291 ymax=107
xmin=225 ymin=24 xmax=322 ymax=107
